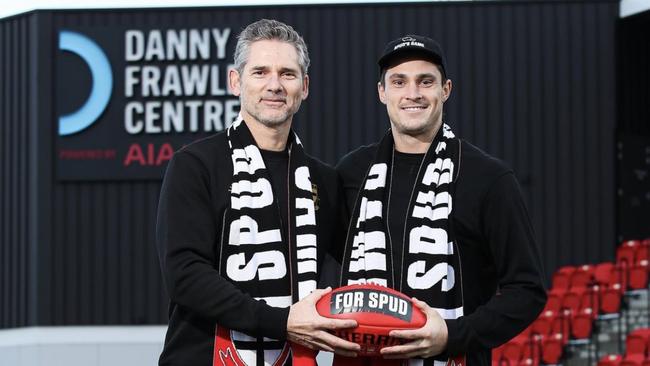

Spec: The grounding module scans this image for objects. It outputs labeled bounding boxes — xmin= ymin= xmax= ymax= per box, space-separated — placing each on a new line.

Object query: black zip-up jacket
xmin=156 ymin=131 xmax=345 ymax=366
xmin=336 ymin=139 xmax=547 ymax=366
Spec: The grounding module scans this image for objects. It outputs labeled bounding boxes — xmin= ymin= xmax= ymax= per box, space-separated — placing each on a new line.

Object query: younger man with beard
xmin=157 ymin=19 xmax=359 ymax=366
xmin=336 ymin=35 xmax=546 ymax=365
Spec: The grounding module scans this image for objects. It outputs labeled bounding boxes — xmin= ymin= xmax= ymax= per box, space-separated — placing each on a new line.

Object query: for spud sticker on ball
xmin=316 ymin=283 xmax=427 ymax=356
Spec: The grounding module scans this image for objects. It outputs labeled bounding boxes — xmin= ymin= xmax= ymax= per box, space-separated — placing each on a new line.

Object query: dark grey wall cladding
xmin=48 ymin=182 xmax=165 ymax=325
xmin=1 ymin=15 xmax=32 ymax=329
xmin=0 ymin=0 xmax=619 ymax=327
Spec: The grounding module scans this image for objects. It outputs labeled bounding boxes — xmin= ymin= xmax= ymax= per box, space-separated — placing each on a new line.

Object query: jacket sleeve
xmin=156 ymin=150 xmax=289 ymax=340
xmin=444 ymin=173 xmax=547 ymax=354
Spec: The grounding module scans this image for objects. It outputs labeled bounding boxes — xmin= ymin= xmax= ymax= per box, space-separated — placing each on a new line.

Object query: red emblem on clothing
xmin=213 ymin=326 xmax=291 ymax=366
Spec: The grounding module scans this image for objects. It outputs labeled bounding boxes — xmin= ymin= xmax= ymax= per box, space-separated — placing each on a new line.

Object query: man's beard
xmin=253 ymin=111 xmax=290 ymax=127
xmin=242 ymin=98 xmax=300 ymax=127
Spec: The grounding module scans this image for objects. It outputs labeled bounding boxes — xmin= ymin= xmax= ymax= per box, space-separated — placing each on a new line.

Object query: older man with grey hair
xmin=156 ymin=19 xmax=359 ymax=366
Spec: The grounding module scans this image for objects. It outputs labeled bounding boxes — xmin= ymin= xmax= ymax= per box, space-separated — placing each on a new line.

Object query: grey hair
xmin=233 ymin=19 xmax=310 ymax=76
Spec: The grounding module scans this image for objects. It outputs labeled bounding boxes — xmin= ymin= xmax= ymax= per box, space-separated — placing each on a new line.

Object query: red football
xmin=316 ymin=283 xmax=427 ymax=356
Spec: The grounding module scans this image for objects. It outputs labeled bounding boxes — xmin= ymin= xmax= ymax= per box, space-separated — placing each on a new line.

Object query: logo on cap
xmin=393 ymin=37 xmax=425 ymax=51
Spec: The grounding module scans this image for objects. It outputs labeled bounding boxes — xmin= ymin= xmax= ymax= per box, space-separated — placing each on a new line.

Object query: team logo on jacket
xmin=214 ymin=326 xmax=290 ymax=366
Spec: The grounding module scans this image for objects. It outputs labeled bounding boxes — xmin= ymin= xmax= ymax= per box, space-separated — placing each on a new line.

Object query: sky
xmin=1 ymin=0 xmax=648 ymax=20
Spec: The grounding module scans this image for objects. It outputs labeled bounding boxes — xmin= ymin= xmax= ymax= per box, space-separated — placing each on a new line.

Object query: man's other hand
xmin=380 ymin=297 xmax=448 ymax=359
xmin=287 ymin=287 xmax=361 ymax=357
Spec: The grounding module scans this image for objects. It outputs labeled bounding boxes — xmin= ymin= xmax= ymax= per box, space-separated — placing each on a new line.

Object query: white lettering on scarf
xmin=406 ymin=158 xmax=456 ymax=291
xmin=349 ymin=231 xmax=386 ymax=272
xmin=412 ymin=191 xmax=452 ymax=221
xmin=407 ymin=262 xmax=455 ymax=291
xmin=422 ymin=158 xmax=454 ymax=186
xmin=228 ymin=215 xmax=281 ymax=245
xmin=227 ymin=140 xmax=284 ymax=283
xmin=230 ymin=178 xmax=273 ymax=209
xmin=364 ymin=163 xmax=388 ymax=190
xmin=231 ymin=145 xmax=265 ymax=175
xmin=348 ymin=163 xmax=389 ymax=277
xmin=356 ymin=197 xmax=383 ymax=228
xmin=226 ymin=251 xmax=287 ymax=281
xmin=408 ymin=226 xmax=453 ymax=255
xmin=294 ymin=166 xmax=318 ymax=298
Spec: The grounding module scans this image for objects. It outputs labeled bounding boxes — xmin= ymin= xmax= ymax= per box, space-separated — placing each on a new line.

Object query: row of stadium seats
xmin=553 ymin=239 xmax=650 ymax=292
xmin=616 ymin=240 xmax=650 ymax=291
xmin=492 ymin=238 xmax=650 ymax=366
xmin=598 ymin=328 xmax=650 ymax=366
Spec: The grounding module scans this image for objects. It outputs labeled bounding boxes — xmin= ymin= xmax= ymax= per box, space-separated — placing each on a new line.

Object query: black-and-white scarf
xmin=340 ymin=124 xmax=464 ymax=366
xmin=214 ymin=115 xmax=318 ymax=366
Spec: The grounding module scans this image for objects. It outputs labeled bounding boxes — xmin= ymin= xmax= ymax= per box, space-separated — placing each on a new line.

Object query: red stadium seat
xmin=615 ymin=240 xmax=650 ymax=291
xmin=570 ymin=264 xmax=595 ymax=288
xmin=625 ymin=333 xmax=647 ymax=357
xmin=618 ymin=243 xmax=638 ymax=268
xmin=626 ymin=328 xmax=650 ymax=356
xmin=571 ymin=307 xmax=594 ymax=339
xmin=519 ymin=336 xmax=542 ymax=366
xmin=595 ymin=262 xmax=615 ymax=284
xmin=561 ymin=289 xmax=583 ymax=314
xmin=636 ymin=327 xmax=650 ymax=338
xmin=629 ymin=260 xmax=649 ymax=290
xmin=518 ymin=356 xmax=538 ymax=366
xmin=600 ymin=283 xmax=623 ymax=314
xmin=520 ymin=335 xmax=544 ymax=366
xmin=620 ymin=354 xmax=644 ymax=366
xmin=636 ymin=242 xmax=649 ymax=263
xmin=541 ymin=333 xmax=564 ymax=364
xmin=531 ymin=311 xmax=556 ymax=336
xmin=594 ymin=262 xmax=627 ymax=291
xmin=546 ymin=290 xmax=564 ymax=313
xmin=595 ymin=262 xmax=625 ymax=288
xmin=552 ymin=266 xmax=576 ymax=290
xmin=580 ymin=285 xmax=601 ymax=319
xmin=551 ymin=309 xmax=572 ymax=342
xmin=502 ymin=336 xmax=527 ymax=366
xmin=598 ymin=354 xmax=623 ymax=366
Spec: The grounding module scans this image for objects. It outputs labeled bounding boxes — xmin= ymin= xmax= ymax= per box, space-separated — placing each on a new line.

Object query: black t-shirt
xmin=260 ymin=148 xmax=290 ymax=238
xmin=388 ymin=151 xmax=424 ymax=286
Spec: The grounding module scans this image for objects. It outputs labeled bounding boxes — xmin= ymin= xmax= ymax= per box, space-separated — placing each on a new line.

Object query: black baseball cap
xmin=378 ymin=35 xmax=447 ymax=77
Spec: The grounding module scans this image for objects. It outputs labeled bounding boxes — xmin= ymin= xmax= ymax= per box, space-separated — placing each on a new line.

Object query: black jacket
xmin=336 ymin=139 xmax=547 ymax=366
xmin=156 ymin=131 xmax=345 ymax=366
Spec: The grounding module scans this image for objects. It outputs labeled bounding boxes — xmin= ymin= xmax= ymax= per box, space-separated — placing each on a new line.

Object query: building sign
xmin=56 ymin=26 xmax=239 ymax=180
